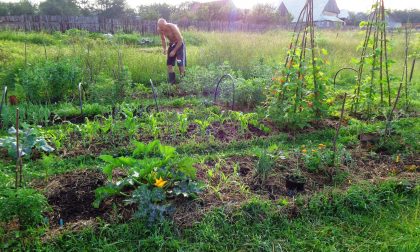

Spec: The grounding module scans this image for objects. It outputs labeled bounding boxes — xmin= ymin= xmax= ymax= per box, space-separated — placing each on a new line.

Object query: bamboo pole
xmin=403 ymin=27 xmax=409 ymax=111
xmin=386 ymin=83 xmax=403 ymax=135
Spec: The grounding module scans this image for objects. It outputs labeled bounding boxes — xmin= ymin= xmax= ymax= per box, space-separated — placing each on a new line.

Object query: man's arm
xmin=169 ymin=25 xmax=184 ymax=57
xmin=159 ymin=31 xmax=167 ymax=55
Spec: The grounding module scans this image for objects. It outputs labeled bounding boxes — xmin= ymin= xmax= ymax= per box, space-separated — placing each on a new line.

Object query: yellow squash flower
xmin=318 ymin=144 xmax=326 ymax=149
xmin=302 ymin=149 xmax=307 ymax=154
xmin=154 ymin=177 xmax=167 ymax=188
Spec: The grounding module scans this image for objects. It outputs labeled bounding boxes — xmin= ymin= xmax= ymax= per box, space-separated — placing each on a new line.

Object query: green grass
xmin=6 ymin=180 xmax=418 ymax=251
xmin=1 ymin=30 xmax=418 ymax=86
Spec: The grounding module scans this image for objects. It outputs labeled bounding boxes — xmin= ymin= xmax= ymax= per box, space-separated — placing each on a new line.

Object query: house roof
xmin=320 ymin=15 xmax=344 ymax=23
xmin=280 ymin=0 xmax=342 ymax=22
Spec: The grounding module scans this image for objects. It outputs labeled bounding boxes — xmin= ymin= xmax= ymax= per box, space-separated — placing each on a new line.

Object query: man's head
xmin=157 ymin=18 xmax=167 ymax=30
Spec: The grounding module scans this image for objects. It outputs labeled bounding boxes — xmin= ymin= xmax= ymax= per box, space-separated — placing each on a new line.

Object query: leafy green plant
xmin=126 ymin=184 xmax=173 ymax=223
xmin=141 ymin=113 xmax=160 ymax=140
xmin=87 ymin=73 xmax=117 ymax=105
xmin=40 ymin=154 xmax=58 ymax=181
xmin=81 ymin=118 xmax=101 ymax=145
xmin=25 ymin=105 xmax=51 ymax=126
xmin=180 ymin=62 xmax=235 ymax=96
xmin=15 ymin=58 xmax=82 ymax=104
xmin=0 ymin=188 xmax=50 ymax=229
xmin=94 ymin=140 xmax=202 ymax=224
xmin=0 ymin=125 xmax=54 ymax=159
xmin=43 ymin=128 xmax=66 ymax=151
xmin=122 ymin=107 xmax=139 ymax=137
xmin=83 ymin=103 xmax=110 ymax=117
xmin=300 ymin=144 xmax=343 ymax=173
xmin=54 ymin=102 xmax=80 ymax=117
xmin=177 ymin=112 xmax=189 ymax=134
xmin=234 ymin=77 xmax=267 ymax=109
xmin=194 ymin=119 xmax=211 ymax=137
xmin=267 ymin=43 xmax=330 ymax=129
xmin=127 ymin=83 xmax=152 ymax=99
xmin=254 ymin=144 xmax=281 ymax=183
xmin=1 ymin=104 xmax=51 ymax=128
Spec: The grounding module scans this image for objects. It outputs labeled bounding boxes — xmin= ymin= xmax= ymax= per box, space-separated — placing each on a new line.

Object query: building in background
xmin=279 ymin=0 xmax=346 ymax=28
xmin=386 ymin=14 xmax=402 ymax=29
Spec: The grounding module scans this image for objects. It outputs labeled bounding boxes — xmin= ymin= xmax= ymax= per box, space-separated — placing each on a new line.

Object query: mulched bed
xmin=33 ymin=137 xmax=419 ymax=230
xmin=173 ymin=150 xmax=419 ymax=227
xmin=40 ymin=170 xmax=108 ymax=227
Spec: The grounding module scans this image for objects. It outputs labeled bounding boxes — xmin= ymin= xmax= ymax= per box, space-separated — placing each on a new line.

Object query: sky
xmin=132 ymin=0 xmax=419 ymax=12
xmin=2 ymin=0 xmax=420 ymax=12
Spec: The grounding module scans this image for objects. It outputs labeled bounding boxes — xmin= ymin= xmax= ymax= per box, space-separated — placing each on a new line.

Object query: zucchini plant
xmin=94 ymin=140 xmax=203 ymax=223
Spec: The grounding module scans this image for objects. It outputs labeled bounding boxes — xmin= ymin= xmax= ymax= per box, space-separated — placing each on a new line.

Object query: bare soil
xmin=40 ymin=170 xmax=108 ymax=227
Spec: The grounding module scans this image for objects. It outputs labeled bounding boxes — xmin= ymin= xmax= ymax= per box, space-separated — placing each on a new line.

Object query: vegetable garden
xmin=0 ymin=2 xmax=419 ymax=251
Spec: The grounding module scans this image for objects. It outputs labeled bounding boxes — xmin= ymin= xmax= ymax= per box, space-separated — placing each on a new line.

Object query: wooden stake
xmin=386 ymin=83 xmax=403 ymax=135
xmin=15 ymin=108 xmax=20 ymax=189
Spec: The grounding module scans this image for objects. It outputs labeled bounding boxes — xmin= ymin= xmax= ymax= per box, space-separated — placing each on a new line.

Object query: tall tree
xmin=138 ymin=3 xmax=172 ymax=21
xmin=39 ymin=0 xmax=81 ymax=16
xmin=347 ymin=12 xmax=369 ymax=26
xmin=0 ymin=0 xmax=37 ymax=16
xmin=76 ymin=0 xmax=96 ymax=16
xmin=247 ymin=4 xmax=280 ymax=25
xmin=0 ymin=3 xmax=8 ymax=16
xmin=96 ymin=0 xmax=127 ymax=18
xmin=390 ymin=9 xmax=420 ymax=24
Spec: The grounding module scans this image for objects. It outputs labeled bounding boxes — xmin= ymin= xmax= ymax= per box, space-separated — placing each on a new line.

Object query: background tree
xmin=0 ymin=0 xmax=37 ymax=16
xmin=390 ymin=9 xmax=420 ymax=24
xmin=76 ymin=0 xmax=96 ymax=16
xmin=247 ymin=4 xmax=280 ymax=25
xmin=195 ymin=0 xmax=237 ymax=22
xmin=138 ymin=3 xmax=172 ymax=21
xmin=0 ymin=3 xmax=8 ymax=16
xmin=346 ymin=12 xmax=369 ymax=26
xmin=96 ymin=0 xmax=128 ymax=19
xmin=39 ymin=0 xmax=80 ymax=16
xmin=170 ymin=1 xmax=195 ymax=21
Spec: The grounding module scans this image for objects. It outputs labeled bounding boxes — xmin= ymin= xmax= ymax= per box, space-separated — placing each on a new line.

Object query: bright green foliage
xmin=95 ymin=140 xmax=203 ymax=223
xmin=267 ymin=48 xmax=330 ymax=129
xmin=1 ymin=104 xmax=51 ymax=128
xmin=306 ymin=180 xmax=418 ymax=217
xmin=14 ymin=58 xmax=82 ymax=104
xmin=16 ymin=180 xmax=419 ymax=251
xmin=254 ymin=144 xmax=280 ymax=183
xmin=0 ymin=188 xmax=50 ymax=229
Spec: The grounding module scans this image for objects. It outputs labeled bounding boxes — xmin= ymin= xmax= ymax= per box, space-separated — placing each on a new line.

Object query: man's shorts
xmin=167 ymin=42 xmax=186 ymax=67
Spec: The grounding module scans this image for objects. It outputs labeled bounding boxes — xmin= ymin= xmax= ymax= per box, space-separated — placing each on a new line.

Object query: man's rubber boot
xmin=168 ymin=72 xmax=176 ymax=84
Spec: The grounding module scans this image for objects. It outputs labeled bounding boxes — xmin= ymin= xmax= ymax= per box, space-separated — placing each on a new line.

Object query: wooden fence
xmin=0 ymin=15 xmax=286 ymax=34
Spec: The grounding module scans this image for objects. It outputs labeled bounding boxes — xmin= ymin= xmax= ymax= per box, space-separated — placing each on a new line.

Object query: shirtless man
xmin=157 ymin=18 xmax=186 ymax=84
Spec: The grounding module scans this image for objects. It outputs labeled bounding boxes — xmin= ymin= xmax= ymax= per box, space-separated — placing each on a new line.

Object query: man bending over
xmin=157 ymin=18 xmax=186 ymax=84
